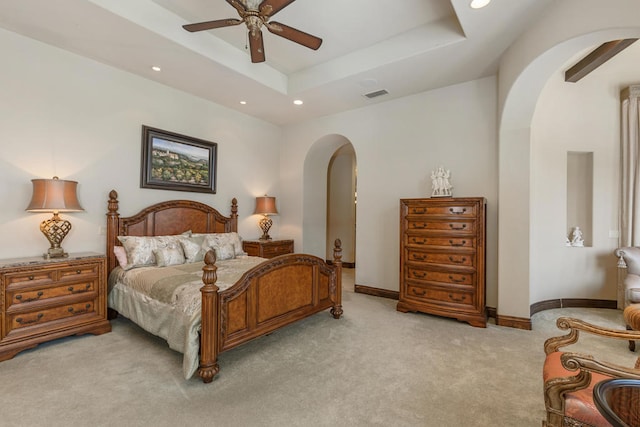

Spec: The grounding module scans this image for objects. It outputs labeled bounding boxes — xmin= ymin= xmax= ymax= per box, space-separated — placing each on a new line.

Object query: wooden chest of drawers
xmin=0 ymin=253 xmax=111 ymax=361
xmin=397 ymin=198 xmax=487 ymax=327
xmin=242 ymin=239 xmax=294 ymax=259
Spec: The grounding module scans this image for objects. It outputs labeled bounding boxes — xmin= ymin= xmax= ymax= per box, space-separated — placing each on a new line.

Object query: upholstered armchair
xmin=615 ymin=247 xmax=640 ymax=308
xmin=542 ymin=317 xmax=640 ymax=427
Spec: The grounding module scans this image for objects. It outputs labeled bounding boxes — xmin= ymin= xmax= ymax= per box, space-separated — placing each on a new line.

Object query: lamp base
xmin=39 ymin=213 xmax=72 ymax=259
xmin=259 ymin=216 xmax=273 ymax=241
xmin=43 ymin=248 xmax=69 ymax=259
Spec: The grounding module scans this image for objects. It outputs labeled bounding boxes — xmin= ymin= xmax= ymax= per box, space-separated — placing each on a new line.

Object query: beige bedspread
xmin=108 ymin=256 xmax=266 ymax=379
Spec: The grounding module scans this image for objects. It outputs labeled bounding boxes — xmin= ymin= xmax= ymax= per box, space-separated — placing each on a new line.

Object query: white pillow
xmin=214 ymin=244 xmax=236 ymax=261
xmin=154 ymin=243 xmax=186 ymax=267
xmin=117 ymin=234 xmax=185 ymax=269
xmin=179 ymin=235 xmax=207 ymax=263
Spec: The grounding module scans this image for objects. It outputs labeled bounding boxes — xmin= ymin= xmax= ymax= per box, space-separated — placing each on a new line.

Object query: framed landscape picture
xmin=141 ymin=125 xmax=217 ymax=193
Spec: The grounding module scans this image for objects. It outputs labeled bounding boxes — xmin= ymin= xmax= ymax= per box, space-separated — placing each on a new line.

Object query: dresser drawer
xmin=7 ymin=299 xmax=97 ymax=334
xmin=405 ymin=267 xmax=474 ymax=287
xmin=405 ymin=235 xmax=475 ymax=248
xmin=404 ymin=218 xmax=476 ymax=234
xmin=4 ymin=270 xmax=55 ymax=288
xmin=405 ymin=283 xmax=475 ymax=308
xmin=7 ymin=281 xmax=96 ymax=307
xmin=406 ymin=249 xmax=475 ymax=268
xmin=58 ymin=264 xmax=99 ymax=282
xmin=262 ymin=243 xmax=292 ymax=257
xmin=406 ymin=204 xmax=477 ymax=217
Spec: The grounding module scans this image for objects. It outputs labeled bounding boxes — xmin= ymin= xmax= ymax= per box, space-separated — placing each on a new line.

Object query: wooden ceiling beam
xmin=565 ymin=38 xmax=638 ymax=83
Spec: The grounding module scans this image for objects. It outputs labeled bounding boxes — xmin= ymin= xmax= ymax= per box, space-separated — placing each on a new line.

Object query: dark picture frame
xmin=141 ymin=125 xmax=217 ymax=194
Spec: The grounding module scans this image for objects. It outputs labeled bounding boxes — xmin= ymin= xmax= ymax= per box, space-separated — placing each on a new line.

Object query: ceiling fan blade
xmin=249 ymin=30 xmax=266 ymax=63
xmin=183 ymin=19 xmax=243 ymax=32
xmin=226 ymin=0 xmax=247 ymax=15
xmin=266 ymin=22 xmax=322 ymax=50
xmin=259 ymin=0 xmax=296 ymax=17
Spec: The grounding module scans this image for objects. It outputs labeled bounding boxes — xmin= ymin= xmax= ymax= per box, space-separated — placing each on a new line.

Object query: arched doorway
xmin=302 ymin=134 xmax=356 ymax=270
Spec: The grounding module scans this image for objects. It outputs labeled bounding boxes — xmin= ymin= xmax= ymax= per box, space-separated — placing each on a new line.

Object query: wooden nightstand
xmin=0 ymin=252 xmax=111 ymax=361
xmin=243 ymin=239 xmax=294 ymax=259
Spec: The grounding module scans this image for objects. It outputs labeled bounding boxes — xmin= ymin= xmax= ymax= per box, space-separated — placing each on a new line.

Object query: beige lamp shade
xmin=254 ymin=196 xmax=278 ymax=215
xmin=26 ymin=177 xmax=84 ymax=212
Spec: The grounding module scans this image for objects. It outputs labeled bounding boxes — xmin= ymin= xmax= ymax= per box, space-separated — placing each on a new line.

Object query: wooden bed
xmin=105 ymin=190 xmax=343 ymax=383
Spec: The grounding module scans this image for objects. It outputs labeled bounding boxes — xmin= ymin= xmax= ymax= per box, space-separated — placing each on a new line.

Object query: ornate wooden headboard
xmin=105 ymin=190 xmax=238 ymax=274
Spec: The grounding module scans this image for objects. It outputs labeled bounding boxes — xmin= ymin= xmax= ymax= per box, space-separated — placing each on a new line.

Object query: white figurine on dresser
xmin=430 ymin=166 xmax=453 ymax=197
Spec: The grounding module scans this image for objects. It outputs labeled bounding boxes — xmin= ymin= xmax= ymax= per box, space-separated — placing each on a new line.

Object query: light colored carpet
xmin=1 ymin=269 xmax=636 ymax=427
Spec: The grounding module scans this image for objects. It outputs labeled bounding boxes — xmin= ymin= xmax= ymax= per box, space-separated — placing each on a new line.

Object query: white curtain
xmin=619 ymin=85 xmax=640 ymax=308
xmin=621 ymin=85 xmax=640 ymax=247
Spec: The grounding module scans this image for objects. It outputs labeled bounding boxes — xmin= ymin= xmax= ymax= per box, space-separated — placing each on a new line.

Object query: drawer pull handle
xmin=412 ymin=288 xmax=427 ymax=296
xmin=413 ymin=208 xmax=427 ymax=214
xmin=448 ymin=256 xmax=466 ymax=264
xmin=449 ymin=208 xmax=467 ymax=215
xmin=68 ymin=284 xmax=91 ymax=294
xmin=448 ymin=275 xmax=466 ymax=283
xmin=28 ymin=275 xmax=35 ymax=280
xmin=411 ymin=238 xmax=427 ymax=245
xmin=449 ymin=294 xmax=467 ymax=303
xmin=16 ymin=313 xmax=44 ymax=325
xmin=449 ymin=224 xmax=467 ymax=230
xmin=412 ymin=271 xmax=427 ymax=279
xmin=15 ymin=291 xmax=44 ymax=303
xmin=75 ymin=269 xmax=82 ymax=274
xmin=412 ymin=223 xmax=428 ymax=229
xmin=412 ymin=254 xmax=427 ymax=261
xmin=68 ymin=304 xmax=92 ymax=315
xmin=449 ymin=240 xmax=466 ymax=247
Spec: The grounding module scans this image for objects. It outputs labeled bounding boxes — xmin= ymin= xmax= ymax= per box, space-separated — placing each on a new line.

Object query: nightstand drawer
xmin=5 ymin=270 xmax=55 ymax=288
xmin=7 ymin=281 xmax=96 ymax=307
xmin=243 ymin=239 xmax=294 ymax=259
xmin=7 ymin=300 xmax=97 ymax=334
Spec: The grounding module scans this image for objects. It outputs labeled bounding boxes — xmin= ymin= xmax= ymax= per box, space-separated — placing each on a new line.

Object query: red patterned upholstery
xmin=543 ymin=351 xmax=611 ymax=426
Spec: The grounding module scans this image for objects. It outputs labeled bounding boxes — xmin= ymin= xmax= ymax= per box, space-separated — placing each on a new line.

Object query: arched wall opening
xmin=497 ymin=0 xmax=640 ymax=322
xmin=302 ymin=134 xmax=356 ymax=261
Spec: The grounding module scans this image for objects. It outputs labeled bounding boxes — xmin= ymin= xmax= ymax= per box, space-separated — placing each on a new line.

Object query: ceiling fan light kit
xmin=183 ymin=0 xmax=322 ymax=63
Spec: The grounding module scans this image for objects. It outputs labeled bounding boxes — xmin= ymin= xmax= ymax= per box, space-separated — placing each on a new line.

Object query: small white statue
xmin=570 ymin=226 xmax=584 ymax=247
xmin=431 ymin=166 xmax=453 ymax=197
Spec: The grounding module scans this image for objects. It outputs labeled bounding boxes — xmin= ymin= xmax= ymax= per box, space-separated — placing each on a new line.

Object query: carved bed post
xmin=199 ymin=250 xmax=220 ymax=383
xmin=331 ymin=239 xmax=343 ymax=319
xmin=229 ymin=198 xmax=238 ymax=232
xmin=106 ymin=190 xmax=120 ymax=274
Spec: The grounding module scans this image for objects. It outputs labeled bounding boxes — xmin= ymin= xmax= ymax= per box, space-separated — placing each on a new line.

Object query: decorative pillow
xmin=113 ymin=246 xmax=128 ymax=269
xmin=117 ymin=234 xmax=185 ymax=269
xmin=214 ymin=244 xmax=236 ymax=261
xmin=197 ymin=232 xmax=246 ymax=256
xmin=154 ymin=243 xmax=186 ymax=267
xmin=179 ymin=235 xmax=207 ymax=263
xmin=117 ymin=236 xmax=158 ymax=269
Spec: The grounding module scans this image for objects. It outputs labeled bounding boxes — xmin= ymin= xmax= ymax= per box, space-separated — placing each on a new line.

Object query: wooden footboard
xmin=198 ymin=240 xmax=343 ymax=383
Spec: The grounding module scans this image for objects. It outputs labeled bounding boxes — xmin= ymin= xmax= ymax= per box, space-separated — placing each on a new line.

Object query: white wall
xmin=497 ymin=0 xmax=640 ymax=318
xmin=529 ymin=44 xmax=640 ymax=304
xmin=0 ymin=29 xmax=282 ymax=260
xmin=281 ymin=77 xmax=499 ymax=306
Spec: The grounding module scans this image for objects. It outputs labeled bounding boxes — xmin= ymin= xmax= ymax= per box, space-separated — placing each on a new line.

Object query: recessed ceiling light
xmin=151 ymin=66 xmax=161 ymax=72
xmin=470 ymin=0 xmax=491 ymax=9
xmin=293 ymin=100 xmax=303 ymax=106
xmin=240 ymin=101 xmax=247 ymax=105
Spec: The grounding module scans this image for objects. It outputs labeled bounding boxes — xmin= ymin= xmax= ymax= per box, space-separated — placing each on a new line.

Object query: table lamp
xmin=26 ymin=176 xmax=84 ymax=259
xmin=254 ymin=195 xmax=278 ymax=240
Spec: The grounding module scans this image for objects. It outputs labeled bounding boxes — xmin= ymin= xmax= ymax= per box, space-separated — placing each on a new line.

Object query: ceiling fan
xmin=182 ymin=0 xmax=323 ymax=63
